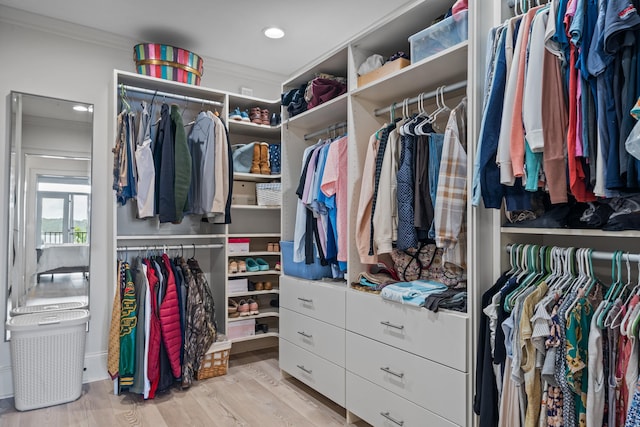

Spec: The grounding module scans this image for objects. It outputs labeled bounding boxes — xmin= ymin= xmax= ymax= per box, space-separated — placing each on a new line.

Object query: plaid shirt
xmin=434 ymin=99 xmax=467 ymax=270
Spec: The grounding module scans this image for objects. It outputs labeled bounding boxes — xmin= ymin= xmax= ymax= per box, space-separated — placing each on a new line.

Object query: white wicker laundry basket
xmin=6 ymin=309 xmax=90 ymax=411
xmin=256 ymin=182 xmax=281 ymax=206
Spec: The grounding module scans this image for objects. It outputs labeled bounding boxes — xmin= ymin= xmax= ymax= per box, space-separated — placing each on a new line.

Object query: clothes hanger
xmin=599 ymin=251 xmax=623 ymax=328
xmin=564 ymin=248 xmax=590 ymax=320
xmin=610 ymin=252 xmax=633 ymax=329
xmin=415 ymin=89 xmax=442 ymax=135
xmin=398 ymin=98 xmax=410 ymax=137
xmin=505 ymin=244 xmax=542 ymax=312
xmin=619 ymin=255 xmax=640 ymax=335
xmin=120 ymin=85 xmax=132 ymax=113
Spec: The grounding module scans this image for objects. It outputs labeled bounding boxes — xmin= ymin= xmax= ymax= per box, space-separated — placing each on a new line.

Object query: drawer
xmin=346 ymin=290 xmax=468 ymax=371
xmin=279 ymin=338 xmax=345 ymax=406
xmin=347 ymin=331 xmax=467 ymax=426
xmin=280 ymin=307 xmax=345 ymax=366
xmin=280 ymin=275 xmax=346 ymax=328
xmin=347 ymin=372 xmax=460 ymax=427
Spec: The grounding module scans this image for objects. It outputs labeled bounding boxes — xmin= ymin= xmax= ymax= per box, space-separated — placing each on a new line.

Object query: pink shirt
xmin=321 ymin=136 xmax=348 ymax=263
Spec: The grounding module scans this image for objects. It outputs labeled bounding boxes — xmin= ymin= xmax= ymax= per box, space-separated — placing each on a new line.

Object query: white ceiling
xmin=0 ymin=0 xmax=416 ymax=77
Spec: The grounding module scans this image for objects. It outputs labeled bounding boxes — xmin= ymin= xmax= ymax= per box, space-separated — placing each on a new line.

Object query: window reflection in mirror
xmin=6 ymin=92 xmax=92 ymax=332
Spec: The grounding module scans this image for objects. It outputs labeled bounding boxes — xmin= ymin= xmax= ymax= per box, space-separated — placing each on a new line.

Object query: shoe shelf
xmin=231 ymin=330 xmax=279 ymax=343
xmin=228 ymin=289 xmax=279 ymax=298
xmin=228 ymin=307 xmax=280 ymax=321
xmin=228 ymin=119 xmax=281 ymax=138
xmin=233 ymin=172 xmax=281 ymax=182
xmin=500 ymin=227 xmax=640 ymax=238
xmin=228 ymin=270 xmax=281 ymax=278
xmin=227 ymin=251 xmax=280 ymax=258
xmin=283 ymin=93 xmax=348 ymax=132
xmin=231 ymin=204 xmax=281 ymax=210
xmin=228 ymin=233 xmax=281 ymax=238
xmin=116 ymin=234 xmax=226 ymax=240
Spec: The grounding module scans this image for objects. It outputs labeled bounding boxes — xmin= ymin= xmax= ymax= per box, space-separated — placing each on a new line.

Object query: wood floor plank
xmin=0 ymin=351 xmax=371 ymax=427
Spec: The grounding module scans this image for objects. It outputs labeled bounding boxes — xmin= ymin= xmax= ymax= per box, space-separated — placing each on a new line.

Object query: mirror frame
xmin=5 ymin=91 xmax=93 ymax=337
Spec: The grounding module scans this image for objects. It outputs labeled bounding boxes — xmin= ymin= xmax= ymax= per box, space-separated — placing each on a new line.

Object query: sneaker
xmin=228 ymin=299 xmax=239 ymax=318
xmin=248 ymin=298 xmax=259 ymax=315
xmin=238 ymin=299 xmax=250 ymax=316
xmin=240 ymin=110 xmax=250 ymax=122
xmin=229 ymin=107 xmax=242 ymax=121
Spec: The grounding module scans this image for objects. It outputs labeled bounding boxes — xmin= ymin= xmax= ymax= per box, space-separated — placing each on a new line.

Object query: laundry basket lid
xmin=6 ymin=309 xmax=90 ymax=331
xmin=11 ymin=301 xmax=88 ymax=316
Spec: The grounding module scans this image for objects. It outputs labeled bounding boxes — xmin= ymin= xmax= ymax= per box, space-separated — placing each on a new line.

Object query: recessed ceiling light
xmin=263 ymin=27 xmax=285 ymax=39
xmin=73 ymin=105 xmax=88 ymax=112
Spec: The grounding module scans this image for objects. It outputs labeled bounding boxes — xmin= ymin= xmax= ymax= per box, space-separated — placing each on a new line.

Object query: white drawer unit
xmin=279 ymin=338 xmax=345 ymax=406
xmin=347 ymin=372 xmax=460 ymax=427
xmin=347 ymin=331 xmax=467 ymax=426
xmin=280 ymin=275 xmax=346 ymax=328
xmin=346 ymin=290 xmax=469 ymax=371
xmin=280 ymin=307 xmax=345 ymax=366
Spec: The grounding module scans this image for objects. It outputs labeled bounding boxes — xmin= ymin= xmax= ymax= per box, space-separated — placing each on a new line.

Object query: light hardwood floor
xmin=0 ymin=349 xmax=369 ymax=427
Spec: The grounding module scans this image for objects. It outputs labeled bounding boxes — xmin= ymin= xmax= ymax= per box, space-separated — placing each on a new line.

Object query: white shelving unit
xmin=108 ymin=70 xmax=282 ymax=352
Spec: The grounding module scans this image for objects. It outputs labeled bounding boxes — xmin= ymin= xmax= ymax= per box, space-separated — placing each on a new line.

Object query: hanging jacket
xmin=160 ymin=254 xmax=182 ymax=378
xmin=154 ymin=104 xmax=177 ymax=222
xmin=129 ymin=260 xmax=148 ymax=395
xmin=119 ymin=262 xmax=137 ymax=389
xmin=171 ymin=104 xmax=191 ymax=222
xmin=144 ymin=259 xmax=161 ymax=399
xmin=181 ymin=257 xmax=217 ymax=387
xmin=107 ymin=261 xmax=123 ymax=380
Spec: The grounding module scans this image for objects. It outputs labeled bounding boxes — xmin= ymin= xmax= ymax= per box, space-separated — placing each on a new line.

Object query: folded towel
xmin=380 ymin=280 xmax=448 ymax=307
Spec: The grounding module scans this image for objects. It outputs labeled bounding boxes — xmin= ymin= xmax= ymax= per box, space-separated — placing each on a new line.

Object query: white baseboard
xmin=0 ymin=351 xmax=109 ymax=400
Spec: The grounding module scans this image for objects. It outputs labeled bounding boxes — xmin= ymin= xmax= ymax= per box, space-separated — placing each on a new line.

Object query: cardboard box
xmin=357 ymin=58 xmax=410 ymax=87
xmin=227 ymin=319 xmax=255 ymax=340
xmin=228 ymin=278 xmax=248 ymax=294
xmin=229 ymin=238 xmax=250 ymax=254
xmin=232 ymin=181 xmax=256 ymax=205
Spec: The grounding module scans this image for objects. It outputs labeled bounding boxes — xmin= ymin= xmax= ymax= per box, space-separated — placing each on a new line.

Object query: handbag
xmin=390 ymin=242 xmax=465 ymax=288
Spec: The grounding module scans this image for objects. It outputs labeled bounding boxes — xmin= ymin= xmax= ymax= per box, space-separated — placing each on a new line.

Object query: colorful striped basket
xmin=133 ymin=43 xmax=204 ymax=86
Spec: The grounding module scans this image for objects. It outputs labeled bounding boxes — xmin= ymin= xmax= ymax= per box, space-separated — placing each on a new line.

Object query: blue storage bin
xmin=409 ymin=10 xmax=468 ymax=64
xmin=280 ymin=240 xmax=333 ymax=280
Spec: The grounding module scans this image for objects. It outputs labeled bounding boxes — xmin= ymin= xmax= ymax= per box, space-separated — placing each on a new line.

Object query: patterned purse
xmin=390 ymin=242 xmax=465 ymax=288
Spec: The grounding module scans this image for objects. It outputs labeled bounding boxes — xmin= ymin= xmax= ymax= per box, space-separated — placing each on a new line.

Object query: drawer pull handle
xmin=297 ymin=331 xmax=313 ymax=338
xmin=380 ymin=321 xmax=404 ymax=330
xmin=297 ymin=297 xmax=313 ymax=303
xmin=380 ymin=411 xmax=404 ymax=426
xmin=380 ymin=366 xmax=404 ymax=378
xmin=296 ymin=364 xmax=312 ymax=374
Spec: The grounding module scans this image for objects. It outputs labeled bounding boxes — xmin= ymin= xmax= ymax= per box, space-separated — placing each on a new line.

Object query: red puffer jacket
xmin=160 ymin=254 xmax=183 ymax=378
xmin=144 ymin=260 xmax=162 ymax=398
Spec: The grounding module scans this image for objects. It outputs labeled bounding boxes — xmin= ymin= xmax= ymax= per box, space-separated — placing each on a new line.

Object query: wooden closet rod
xmin=117 ymin=243 xmax=223 ymax=251
xmin=120 ymin=84 xmax=225 ymax=107
xmin=303 ymin=121 xmax=348 ymax=141
xmin=373 ymin=80 xmax=467 ymax=117
xmin=505 ymin=244 xmax=640 ymax=263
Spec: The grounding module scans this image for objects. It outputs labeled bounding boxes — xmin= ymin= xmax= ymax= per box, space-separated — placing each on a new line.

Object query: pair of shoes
xmin=255 ymin=323 xmax=269 ymax=334
xmin=250 ymin=143 xmax=271 ymax=175
xmin=245 ymin=257 xmax=269 ymax=271
xmin=260 ymin=108 xmax=270 ymax=125
xmin=228 ymin=299 xmax=240 ymax=318
xmin=238 ymin=298 xmax=259 ymax=316
xmin=267 ymin=242 xmax=280 ymax=252
xmin=254 ymin=281 xmax=273 ymax=291
xmin=240 ymin=110 xmax=250 ymax=121
xmin=269 ymin=144 xmax=281 ymax=175
xmin=229 ymin=107 xmax=242 ymax=121
xmin=228 ymin=260 xmax=238 ymax=274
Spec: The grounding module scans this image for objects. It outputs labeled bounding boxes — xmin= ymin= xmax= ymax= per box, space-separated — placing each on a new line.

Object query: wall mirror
xmin=5 ymin=92 xmax=92 ymax=330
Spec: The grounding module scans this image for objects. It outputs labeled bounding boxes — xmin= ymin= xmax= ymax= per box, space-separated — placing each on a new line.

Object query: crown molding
xmin=0 ymin=5 xmax=285 ymax=88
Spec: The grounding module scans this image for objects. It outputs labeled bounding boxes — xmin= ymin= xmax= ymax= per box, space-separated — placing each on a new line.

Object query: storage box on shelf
xmin=409 ymin=10 xmax=469 ymax=64
xmin=227 ymin=318 xmax=255 ymax=340
xmin=357 ymin=58 xmax=410 ymax=87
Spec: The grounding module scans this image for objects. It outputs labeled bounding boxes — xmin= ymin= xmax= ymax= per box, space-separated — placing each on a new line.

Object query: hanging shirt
xmin=171 ymin=104 xmax=192 ymax=222
xmin=355 ymin=131 xmax=382 ymax=264
xmin=135 ymin=102 xmax=156 ymax=219
xmin=321 ymin=135 xmax=348 ymax=266
xmin=187 ymin=111 xmax=215 ymax=215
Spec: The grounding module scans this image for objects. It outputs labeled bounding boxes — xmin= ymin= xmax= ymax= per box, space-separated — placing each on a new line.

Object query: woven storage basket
xmin=197 ymin=339 xmax=231 ymax=380
xmin=256 ymin=183 xmax=281 ymax=206
xmin=134 ymin=43 xmax=203 ymax=85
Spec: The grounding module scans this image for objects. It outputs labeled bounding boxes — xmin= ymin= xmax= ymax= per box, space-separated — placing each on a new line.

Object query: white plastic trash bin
xmin=6 ymin=309 xmax=90 ymax=411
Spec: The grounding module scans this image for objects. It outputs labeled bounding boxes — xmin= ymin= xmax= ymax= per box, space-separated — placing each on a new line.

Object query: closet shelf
xmin=230 ymin=331 xmax=279 ymax=344
xmin=231 ymin=204 xmax=281 ymax=210
xmin=229 ymin=289 xmax=280 ymax=298
xmin=228 ymin=270 xmax=281 ymax=278
xmin=234 ymin=172 xmax=281 ymax=182
xmin=117 ymin=234 xmax=226 ymax=240
xmin=228 ymin=251 xmax=280 ymax=257
xmin=228 ymin=120 xmax=281 ymax=138
xmin=351 ymin=41 xmax=468 ymax=106
xmin=283 ymin=93 xmax=348 ymax=132
xmin=500 ymin=227 xmax=640 ymax=238
xmin=228 ymin=308 xmax=279 ymax=321
xmin=228 ymin=233 xmax=281 ymax=238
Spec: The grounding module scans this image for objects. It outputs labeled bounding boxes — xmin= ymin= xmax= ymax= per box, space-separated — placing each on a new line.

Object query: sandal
xmin=245 ymin=257 xmax=259 ymax=272
xmin=228 ymin=259 xmax=238 ymax=274
xmin=255 ymin=258 xmax=269 ymax=271
xmin=228 ymin=299 xmax=239 ymax=318
xmin=238 ymin=260 xmax=247 ymax=273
